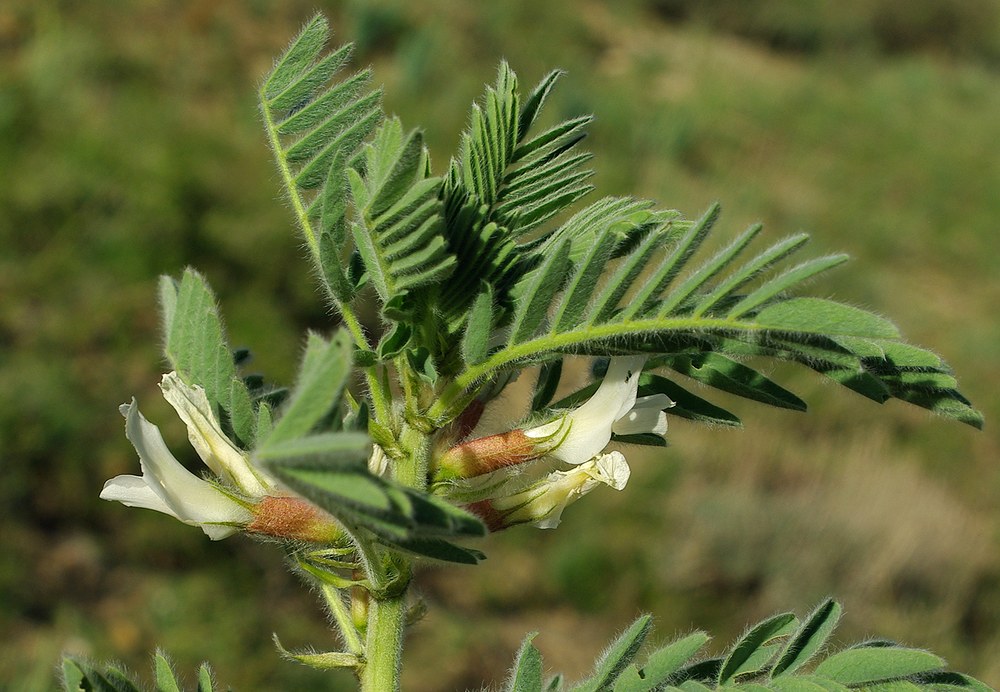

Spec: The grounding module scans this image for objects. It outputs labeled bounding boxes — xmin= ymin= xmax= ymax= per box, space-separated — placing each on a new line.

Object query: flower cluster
xmin=102 ymin=358 xmax=671 ymax=540
xmin=433 ymin=357 xmax=673 ymax=530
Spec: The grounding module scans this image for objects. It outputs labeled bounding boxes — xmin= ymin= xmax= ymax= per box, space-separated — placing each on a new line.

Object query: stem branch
xmin=321 ymin=584 xmax=365 ymax=656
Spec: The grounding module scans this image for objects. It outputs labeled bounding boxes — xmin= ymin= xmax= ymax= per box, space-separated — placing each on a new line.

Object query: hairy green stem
xmin=361 ymin=591 xmax=407 ymax=691
xmin=259 ymin=98 xmax=320 ymax=258
xmin=359 ymin=417 xmax=432 ymax=690
xmin=425 ymin=317 xmax=767 ymax=422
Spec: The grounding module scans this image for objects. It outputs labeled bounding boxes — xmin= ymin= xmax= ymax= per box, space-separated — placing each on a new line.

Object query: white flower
xmin=100 ymin=398 xmax=253 ymax=540
xmin=159 ymin=372 xmax=273 ymax=496
xmin=525 ymin=357 xmax=672 ymax=464
xmin=484 ymin=451 xmax=631 ymax=529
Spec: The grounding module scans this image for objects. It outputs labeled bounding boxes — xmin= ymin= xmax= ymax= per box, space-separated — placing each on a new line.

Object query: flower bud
xmin=434 ymin=428 xmax=549 ymax=481
xmin=246 ymin=495 xmax=345 ymax=543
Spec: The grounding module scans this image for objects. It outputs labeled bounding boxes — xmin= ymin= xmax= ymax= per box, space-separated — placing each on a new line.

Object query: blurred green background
xmin=2 ymin=1 xmax=999 ymax=689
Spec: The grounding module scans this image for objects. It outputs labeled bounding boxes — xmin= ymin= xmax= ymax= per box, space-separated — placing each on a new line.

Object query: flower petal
xmin=160 ymin=372 xmax=272 ymax=496
xmin=589 ymin=450 xmax=631 ymax=490
xmin=611 ymin=394 xmax=673 ymax=436
xmin=103 ymin=399 xmax=253 ymax=539
xmin=100 ymin=474 xmax=175 ymax=514
xmin=368 ymin=444 xmax=389 ymax=477
xmin=526 ymin=357 xmax=646 ymax=464
xmin=487 ymin=452 xmax=631 ymax=529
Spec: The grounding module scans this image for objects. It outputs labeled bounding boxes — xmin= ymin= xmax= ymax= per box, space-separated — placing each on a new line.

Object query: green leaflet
xmin=263 ymin=16 xmax=329 ymax=100
xmin=254 ymin=432 xmax=372 ymax=470
xmin=531 ymin=359 xmax=564 ymax=412
xmin=726 ymin=255 xmax=850 ymax=319
xmin=570 ymin=615 xmax=653 ymax=692
xmin=772 ymin=599 xmax=843 ymax=677
xmin=316 ymin=149 xmax=355 ymax=306
xmin=753 ymin=298 xmax=900 ymax=340
xmin=771 ymin=599 xmax=842 ymax=677
xmin=377 ymin=537 xmax=485 ymax=565
xmin=262 ymin=331 xmax=353 ymax=445
xmin=197 ymin=664 xmax=214 ymax=692
xmin=813 ymin=647 xmax=946 ymax=685
xmin=506 ymin=633 xmax=544 ymax=692
xmin=160 ymin=270 xmax=236 ymax=418
xmin=717 ymin=612 xmax=797 ymax=685
xmin=661 ymin=353 xmax=807 ymax=412
xmin=507 ymin=238 xmax=572 ymax=346
xmin=638 ymin=632 xmax=712 ymax=685
xmin=60 ymin=658 xmax=86 ymax=692
xmin=264 ymin=461 xmax=485 ymax=562
xmin=637 ymin=373 xmax=743 ymax=428
xmin=154 ymin=651 xmax=181 ymax=692
xmin=461 ymin=285 xmax=495 ymax=366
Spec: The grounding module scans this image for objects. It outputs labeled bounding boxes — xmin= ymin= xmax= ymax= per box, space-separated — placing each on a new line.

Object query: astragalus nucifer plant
xmin=71 ymin=15 xmax=990 ymax=692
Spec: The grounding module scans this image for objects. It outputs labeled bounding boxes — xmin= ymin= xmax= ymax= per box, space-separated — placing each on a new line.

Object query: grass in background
xmin=1 ymin=1 xmax=997 ymax=689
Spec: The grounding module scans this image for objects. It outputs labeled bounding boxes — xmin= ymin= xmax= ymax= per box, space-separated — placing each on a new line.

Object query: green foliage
xmin=247 ymin=327 xmax=485 ymax=566
xmin=159 ymin=256 xmax=486 ymax=567
xmin=771 ymin=600 xmax=843 ymax=678
xmin=570 ymin=615 xmax=654 ymax=692
xmin=505 ymin=600 xmax=993 ymax=692
xmin=260 ymin=330 xmax=353 ymax=445
xmin=61 ymin=652 xmax=216 ymax=692
xmin=437 ymin=192 xmax=979 ymax=429
xmin=507 ymin=633 xmax=544 ymax=692
xmin=262 ymin=13 xmax=980 ymax=435
xmin=264 ymin=458 xmax=486 ymax=565
xmin=347 ymin=117 xmax=456 ymax=317
xmin=160 ymin=269 xmax=257 ymax=446
xmin=717 ymin=612 xmax=797 ymax=684
xmin=258 ymin=14 xmax=382 ymax=302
